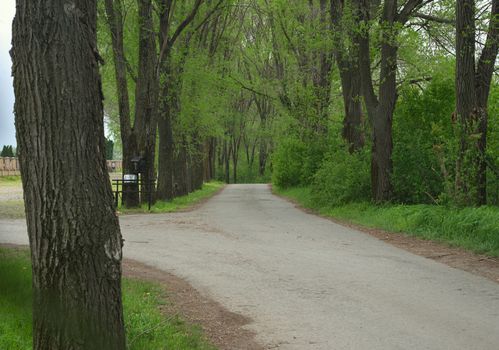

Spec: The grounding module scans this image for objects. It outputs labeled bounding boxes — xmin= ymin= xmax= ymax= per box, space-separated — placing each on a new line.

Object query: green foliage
xmin=486 ymin=84 xmax=499 ymax=205
xmin=271 ymin=137 xmax=307 ymax=188
xmin=0 ymin=248 xmax=32 ymax=350
xmin=275 ymin=187 xmax=499 ymax=257
xmin=392 ymin=63 xmax=456 ymax=204
xmin=106 ymin=138 xmax=114 ymax=160
xmin=0 ymin=247 xmax=216 ymax=350
xmin=0 ymin=176 xmax=21 ymax=184
xmin=0 ymin=145 xmax=15 ymax=157
xmin=311 ymin=148 xmax=371 ymax=206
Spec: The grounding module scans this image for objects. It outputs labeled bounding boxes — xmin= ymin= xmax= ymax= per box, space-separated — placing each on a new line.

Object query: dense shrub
xmin=311 ymin=148 xmax=370 ymax=206
xmin=392 ymin=70 xmax=455 ymax=203
xmin=271 ymin=137 xmax=307 ymax=188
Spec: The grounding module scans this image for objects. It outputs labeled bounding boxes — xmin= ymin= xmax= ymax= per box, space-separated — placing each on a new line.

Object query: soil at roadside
xmin=123 ymin=259 xmax=263 ymax=350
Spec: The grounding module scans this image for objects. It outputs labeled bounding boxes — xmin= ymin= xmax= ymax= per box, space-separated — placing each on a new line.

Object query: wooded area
xmin=9 ymin=0 xmax=498 ymax=348
xmin=99 ymin=0 xmax=498 ymax=208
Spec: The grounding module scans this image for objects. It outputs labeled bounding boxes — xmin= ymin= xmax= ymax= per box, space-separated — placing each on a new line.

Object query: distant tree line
xmin=0 ymin=145 xmax=15 ymax=157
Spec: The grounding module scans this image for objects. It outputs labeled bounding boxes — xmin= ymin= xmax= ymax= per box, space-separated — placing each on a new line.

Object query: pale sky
xmin=0 ymin=0 xmax=15 ymax=148
xmin=0 ymin=1 xmax=113 ymax=149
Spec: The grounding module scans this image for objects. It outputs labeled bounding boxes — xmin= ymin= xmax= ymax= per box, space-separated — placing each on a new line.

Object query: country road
xmin=1 ymin=184 xmax=499 ymax=349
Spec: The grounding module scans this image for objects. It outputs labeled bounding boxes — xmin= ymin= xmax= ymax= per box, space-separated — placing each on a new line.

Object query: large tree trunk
xmin=339 ymin=64 xmax=365 ymax=153
xmin=475 ymin=0 xmax=499 ymax=204
xmin=174 ymin=142 xmax=189 ymax=196
xmin=455 ymin=0 xmax=499 ymax=205
xmin=11 ymin=1 xmax=126 ymax=349
xmin=135 ymin=0 xmax=158 ymax=204
xmin=331 ymin=0 xmax=365 ymax=152
xmin=356 ymin=0 xmax=398 ymax=202
xmin=371 ymin=106 xmax=394 ymax=201
xmin=156 ymin=87 xmax=175 ymax=201
xmin=455 ymin=0 xmax=477 ymax=203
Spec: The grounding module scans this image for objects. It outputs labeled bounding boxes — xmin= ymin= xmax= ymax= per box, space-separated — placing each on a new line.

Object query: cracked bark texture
xmin=11 ymin=1 xmax=126 ymax=349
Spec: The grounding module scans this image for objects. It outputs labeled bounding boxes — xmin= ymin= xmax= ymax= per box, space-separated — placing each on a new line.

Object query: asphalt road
xmin=1 ymin=184 xmax=499 ymax=349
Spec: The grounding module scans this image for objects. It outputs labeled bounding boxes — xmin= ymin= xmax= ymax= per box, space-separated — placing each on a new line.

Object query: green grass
xmin=0 ymin=176 xmax=22 ymax=185
xmin=0 ymin=201 xmax=25 ymax=220
xmin=0 ymin=248 xmax=31 ymax=350
xmin=119 ymin=181 xmax=224 ymax=215
xmin=0 ymin=247 xmax=216 ymax=350
xmin=274 ymin=186 xmax=499 ymax=257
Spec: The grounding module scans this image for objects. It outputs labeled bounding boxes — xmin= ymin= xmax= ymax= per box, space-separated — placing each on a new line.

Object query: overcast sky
xmin=0 ymin=0 xmax=15 ymax=148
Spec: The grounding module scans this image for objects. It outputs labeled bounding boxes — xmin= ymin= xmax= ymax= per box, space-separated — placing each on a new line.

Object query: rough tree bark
xmin=104 ymin=0 xmax=158 ymax=207
xmin=330 ymin=0 xmax=365 ymax=152
xmin=12 ymin=1 xmax=126 ymax=349
xmin=455 ymin=0 xmax=499 ymax=205
xmin=356 ymin=0 xmax=427 ymax=202
xmin=156 ymin=0 xmax=204 ymax=201
xmin=104 ymin=0 xmax=139 ymax=207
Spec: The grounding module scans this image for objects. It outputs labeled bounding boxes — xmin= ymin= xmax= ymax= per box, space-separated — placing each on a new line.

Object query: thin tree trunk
xmin=224 ymin=139 xmax=230 ymax=183
xmin=259 ymin=141 xmax=267 ymax=177
xmin=12 ymin=1 xmax=126 ymax=348
xmin=104 ymin=0 xmax=139 ymax=207
xmin=211 ymin=138 xmax=217 ymax=179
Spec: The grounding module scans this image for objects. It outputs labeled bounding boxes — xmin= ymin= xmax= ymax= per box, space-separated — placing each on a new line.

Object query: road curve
xmin=1 ymin=184 xmax=499 ymax=349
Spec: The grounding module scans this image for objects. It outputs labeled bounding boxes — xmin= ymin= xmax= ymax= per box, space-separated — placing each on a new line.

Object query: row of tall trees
xmin=11 ymin=0 xmax=498 ymax=348
xmin=99 ymin=0 xmax=497 ymax=207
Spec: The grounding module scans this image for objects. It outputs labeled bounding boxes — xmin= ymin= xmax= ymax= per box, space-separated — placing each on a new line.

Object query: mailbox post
xmin=116 ymin=156 xmax=154 ymax=210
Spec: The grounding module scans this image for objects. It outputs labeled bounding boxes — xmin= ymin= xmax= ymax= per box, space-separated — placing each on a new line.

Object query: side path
xmin=1 ymin=184 xmax=499 ymax=349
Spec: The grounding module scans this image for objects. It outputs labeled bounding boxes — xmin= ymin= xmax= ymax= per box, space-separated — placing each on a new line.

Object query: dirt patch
xmin=272 ymin=186 xmax=499 ymax=284
xmin=123 ymin=259 xmax=263 ymax=350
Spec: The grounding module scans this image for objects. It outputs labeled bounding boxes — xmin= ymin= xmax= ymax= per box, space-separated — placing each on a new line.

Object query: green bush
xmin=311 ymin=148 xmax=370 ymax=206
xmin=271 ymin=137 xmax=307 ymax=188
xmin=392 ymin=68 xmax=455 ymax=204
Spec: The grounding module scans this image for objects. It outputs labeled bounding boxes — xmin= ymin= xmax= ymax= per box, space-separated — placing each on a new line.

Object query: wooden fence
xmin=0 ymin=157 xmax=20 ymax=176
xmin=0 ymin=157 xmax=122 ymax=176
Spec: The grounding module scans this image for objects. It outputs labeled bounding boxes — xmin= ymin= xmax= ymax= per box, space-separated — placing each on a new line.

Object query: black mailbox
xmin=131 ymin=156 xmax=147 ymax=174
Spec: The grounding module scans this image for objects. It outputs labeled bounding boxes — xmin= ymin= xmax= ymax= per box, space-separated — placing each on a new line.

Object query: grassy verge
xmin=0 ymin=176 xmax=24 ymax=220
xmin=0 ymin=201 xmax=25 ymax=220
xmin=0 ymin=247 xmax=216 ymax=350
xmin=274 ymin=186 xmax=499 ymax=257
xmin=0 ymin=176 xmax=22 ymax=185
xmin=119 ymin=181 xmax=224 ymax=215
